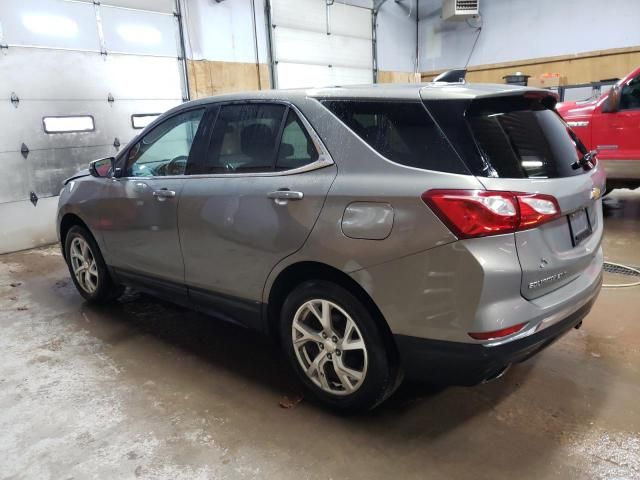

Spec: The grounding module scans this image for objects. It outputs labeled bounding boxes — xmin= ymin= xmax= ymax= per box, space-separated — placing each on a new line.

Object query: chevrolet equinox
xmin=58 ymin=83 xmax=605 ymax=411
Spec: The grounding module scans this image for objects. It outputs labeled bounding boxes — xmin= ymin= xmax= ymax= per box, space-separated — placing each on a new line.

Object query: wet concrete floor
xmin=1 ymin=190 xmax=639 ymax=479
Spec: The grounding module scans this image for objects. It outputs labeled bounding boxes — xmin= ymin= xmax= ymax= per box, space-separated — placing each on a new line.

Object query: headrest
xmin=241 ymin=124 xmax=275 ymax=158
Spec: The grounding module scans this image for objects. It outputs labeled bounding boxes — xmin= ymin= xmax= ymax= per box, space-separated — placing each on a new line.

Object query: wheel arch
xmin=59 ymin=213 xmax=92 ymax=260
xmin=265 ymin=261 xmax=399 ymax=363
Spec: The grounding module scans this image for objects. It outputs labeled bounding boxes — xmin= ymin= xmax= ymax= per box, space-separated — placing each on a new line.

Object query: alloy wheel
xmin=291 ymin=299 xmax=368 ymax=396
xmin=70 ymin=237 xmax=99 ymax=294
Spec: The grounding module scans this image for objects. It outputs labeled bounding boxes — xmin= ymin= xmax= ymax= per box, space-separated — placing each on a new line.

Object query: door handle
xmin=267 ymin=189 xmax=304 ymax=201
xmin=153 ymin=188 xmax=176 ymax=200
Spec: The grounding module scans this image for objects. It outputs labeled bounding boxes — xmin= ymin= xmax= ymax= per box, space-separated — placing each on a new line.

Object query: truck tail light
xmin=421 ymin=190 xmax=560 ymax=239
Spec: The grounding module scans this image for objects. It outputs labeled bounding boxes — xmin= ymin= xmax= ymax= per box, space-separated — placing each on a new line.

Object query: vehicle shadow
xmin=82 ymin=288 xmax=601 ymax=430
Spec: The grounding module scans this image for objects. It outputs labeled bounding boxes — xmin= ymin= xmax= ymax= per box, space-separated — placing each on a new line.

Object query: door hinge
xmin=30 ymin=192 xmax=38 ymax=206
xmin=10 ymin=92 xmax=19 ymax=108
xmin=21 ymin=143 xmax=29 ymax=159
xmin=113 ymin=137 xmax=121 ymax=149
xmin=107 ymin=93 xmax=115 ymax=105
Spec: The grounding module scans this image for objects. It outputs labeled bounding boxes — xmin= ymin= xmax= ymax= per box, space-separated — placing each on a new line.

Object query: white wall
xmin=376 ymin=0 xmax=417 ymax=73
xmin=418 ymin=0 xmax=640 ymax=72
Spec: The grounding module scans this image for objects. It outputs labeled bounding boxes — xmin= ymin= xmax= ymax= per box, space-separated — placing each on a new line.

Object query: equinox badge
xmin=528 ymin=271 xmax=568 ymax=289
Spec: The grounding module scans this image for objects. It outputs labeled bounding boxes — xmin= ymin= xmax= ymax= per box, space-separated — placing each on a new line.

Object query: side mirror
xmin=89 ymin=157 xmax=116 ymax=178
xmin=602 ymin=85 xmax=621 ymax=113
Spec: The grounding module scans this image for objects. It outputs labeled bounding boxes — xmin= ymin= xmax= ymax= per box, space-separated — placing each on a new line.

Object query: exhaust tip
xmin=574 ymin=320 xmax=583 ymax=330
xmin=482 ymin=364 xmax=512 ymax=384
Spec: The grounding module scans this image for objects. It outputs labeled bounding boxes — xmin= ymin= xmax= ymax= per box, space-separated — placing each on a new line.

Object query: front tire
xmin=64 ymin=225 xmax=123 ymax=303
xmin=280 ymin=280 xmax=399 ymax=412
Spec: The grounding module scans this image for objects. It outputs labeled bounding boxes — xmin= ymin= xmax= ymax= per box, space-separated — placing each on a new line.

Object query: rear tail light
xmin=422 ymin=189 xmax=560 ymax=239
xmin=468 ymin=322 xmax=528 ymax=340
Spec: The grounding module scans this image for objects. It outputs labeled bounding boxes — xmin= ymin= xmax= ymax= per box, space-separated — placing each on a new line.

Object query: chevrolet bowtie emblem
xmin=590 ymin=187 xmax=601 ymax=200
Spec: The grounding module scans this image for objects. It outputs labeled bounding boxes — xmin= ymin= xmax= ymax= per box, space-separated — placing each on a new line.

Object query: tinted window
xmin=321 ymin=100 xmax=468 ymax=174
xmin=276 ymin=110 xmax=319 ymax=170
xmin=203 ymin=104 xmax=286 ymax=173
xmin=126 ymin=109 xmax=204 ymax=177
xmin=467 ymin=97 xmax=584 ymax=178
xmin=620 ymin=74 xmax=640 ymax=110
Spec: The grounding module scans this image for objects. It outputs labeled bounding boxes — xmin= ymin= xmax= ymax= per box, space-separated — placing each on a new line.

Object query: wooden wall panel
xmin=187 ymin=60 xmax=271 ymax=99
xmin=421 ymin=47 xmax=640 ymax=85
xmin=378 ymin=71 xmax=419 ymax=83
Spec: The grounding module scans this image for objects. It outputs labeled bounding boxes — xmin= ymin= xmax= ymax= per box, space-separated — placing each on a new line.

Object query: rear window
xmin=466 ymin=96 xmax=585 ymax=178
xmin=321 ymin=100 xmax=469 ymax=175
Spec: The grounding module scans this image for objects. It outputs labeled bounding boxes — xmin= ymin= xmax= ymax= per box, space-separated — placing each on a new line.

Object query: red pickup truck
xmin=557 ymin=66 xmax=640 ymax=192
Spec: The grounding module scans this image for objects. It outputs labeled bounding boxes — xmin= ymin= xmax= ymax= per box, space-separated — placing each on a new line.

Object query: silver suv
xmin=57 ymin=84 xmax=605 ymax=411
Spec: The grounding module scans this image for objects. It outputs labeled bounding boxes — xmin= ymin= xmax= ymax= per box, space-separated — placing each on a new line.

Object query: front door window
xmin=126 ymin=108 xmax=205 ymax=177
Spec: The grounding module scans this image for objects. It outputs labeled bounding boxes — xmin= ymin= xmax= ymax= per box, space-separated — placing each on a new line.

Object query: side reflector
xmin=468 ymin=322 xmax=528 ymax=341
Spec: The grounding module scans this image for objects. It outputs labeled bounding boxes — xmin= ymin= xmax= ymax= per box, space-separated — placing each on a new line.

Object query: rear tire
xmin=279 ymin=280 xmax=399 ymax=412
xmin=64 ymin=225 xmax=123 ymax=303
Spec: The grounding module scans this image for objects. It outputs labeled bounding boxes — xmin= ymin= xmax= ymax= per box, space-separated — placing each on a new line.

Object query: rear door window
xmin=321 ymin=100 xmax=469 ymax=175
xmin=202 ymin=103 xmax=286 ymax=174
xmin=276 ymin=110 xmax=319 ymax=170
xmin=466 ymin=96 xmax=585 ymax=178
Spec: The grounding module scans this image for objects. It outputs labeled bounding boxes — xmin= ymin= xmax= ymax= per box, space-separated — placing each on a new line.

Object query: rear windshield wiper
xmin=572 ymin=149 xmax=597 ymax=170
xmin=564 ymin=123 xmax=597 ymax=171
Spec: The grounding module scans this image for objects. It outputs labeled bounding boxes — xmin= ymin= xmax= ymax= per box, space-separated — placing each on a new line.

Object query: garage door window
xmin=43 ymin=116 xmax=95 ymax=134
xmin=131 ymin=114 xmax=161 ymax=129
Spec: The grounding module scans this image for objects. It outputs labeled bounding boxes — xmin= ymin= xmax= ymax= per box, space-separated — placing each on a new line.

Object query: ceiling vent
xmin=442 ymin=0 xmax=479 ymax=21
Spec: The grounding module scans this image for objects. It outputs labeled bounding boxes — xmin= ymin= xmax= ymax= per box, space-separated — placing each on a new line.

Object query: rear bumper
xmin=394 ymin=286 xmax=599 ymax=385
xmin=600 ymin=159 xmax=640 ymax=181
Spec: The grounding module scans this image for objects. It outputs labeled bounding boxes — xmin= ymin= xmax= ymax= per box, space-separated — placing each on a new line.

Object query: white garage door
xmin=0 ymin=0 xmax=186 ymax=253
xmin=270 ymin=0 xmax=373 ymax=88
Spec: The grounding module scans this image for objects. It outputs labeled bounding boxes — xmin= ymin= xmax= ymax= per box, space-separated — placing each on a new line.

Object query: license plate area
xmin=568 ymin=208 xmax=592 ymax=246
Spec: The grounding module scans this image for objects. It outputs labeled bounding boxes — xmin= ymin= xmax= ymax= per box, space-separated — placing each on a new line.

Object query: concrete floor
xmin=1 ymin=191 xmax=639 ymax=480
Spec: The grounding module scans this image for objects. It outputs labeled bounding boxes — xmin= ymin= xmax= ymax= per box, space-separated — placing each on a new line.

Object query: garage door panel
xmin=103 ymin=99 xmax=182 ymax=145
xmin=276 ymin=63 xmax=332 ymax=89
xmin=0 ymin=99 xmax=180 ymax=153
xmin=0 ymin=102 xmax=119 ymax=152
xmin=101 ymin=0 xmax=175 ymax=14
xmin=270 ymin=0 xmax=373 ymax=88
xmin=271 ymin=0 xmax=325 ymax=32
xmin=28 ymin=146 xmax=115 ymax=199
xmin=0 ymin=153 xmax=31 ymax=204
xmin=0 ymin=0 xmax=100 ymax=51
xmin=273 ymin=27 xmax=372 ymax=69
xmin=103 ymin=55 xmax=183 ymax=99
xmin=100 ymin=6 xmax=179 ymax=57
xmin=0 ymin=49 xmax=182 ymax=101
xmin=328 ymin=3 xmax=372 ymax=39
xmin=0 ymin=48 xmax=106 ymax=100
xmin=328 ymin=66 xmax=372 ymax=85
xmin=276 ymin=63 xmax=371 ymax=89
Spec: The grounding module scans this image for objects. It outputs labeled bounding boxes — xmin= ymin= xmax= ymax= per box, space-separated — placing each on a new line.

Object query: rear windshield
xmin=321 ymin=100 xmax=469 ymax=175
xmin=466 ymin=96 xmax=585 ymax=178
